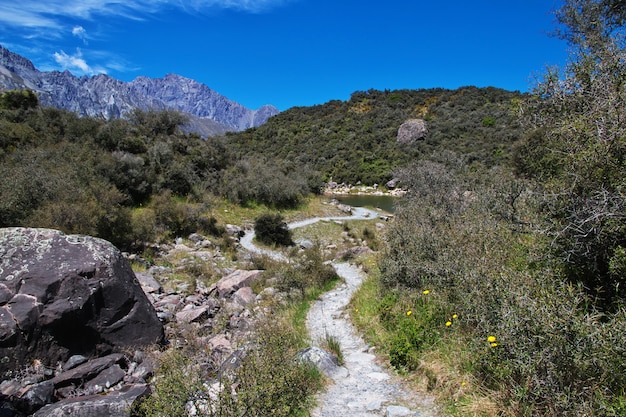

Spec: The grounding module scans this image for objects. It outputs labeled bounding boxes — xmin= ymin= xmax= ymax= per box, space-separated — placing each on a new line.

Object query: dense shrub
xmin=0 ymin=89 xmax=38 ymax=111
xmin=220 ymin=158 xmax=310 ymax=209
xmin=254 ymin=213 xmax=294 ymax=247
xmin=0 ymin=103 xmax=239 ymax=249
xmin=274 ymin=242 xmax=338 ymax=297
xmin=515 ymin=0 xmax=626 ymax=310
xmin=377 ymin=152 xmax=626 ymax=415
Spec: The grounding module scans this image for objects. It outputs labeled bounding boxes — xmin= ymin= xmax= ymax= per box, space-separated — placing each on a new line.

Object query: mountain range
xmin=0 ymin=45 xmax=279 ymax=136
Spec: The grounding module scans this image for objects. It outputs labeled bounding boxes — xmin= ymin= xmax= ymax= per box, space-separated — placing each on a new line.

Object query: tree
xmin=0 ymin=89 xmax=38 ymax=111
xmin=128 ymin=109 xmax=188 ymax=136
xmin=517 ymin=0 xmax=626 ymax=308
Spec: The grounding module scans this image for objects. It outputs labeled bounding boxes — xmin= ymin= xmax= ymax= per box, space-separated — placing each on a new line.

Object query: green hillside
xmin=224 ymin=86 xmax=523 ymax=186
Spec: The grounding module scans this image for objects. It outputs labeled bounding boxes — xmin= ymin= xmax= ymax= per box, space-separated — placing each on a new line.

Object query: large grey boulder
xmin=397 ymin=118 xmax=428 ymax=143
xmin=0 ymin=228 xmax=164 ymax=374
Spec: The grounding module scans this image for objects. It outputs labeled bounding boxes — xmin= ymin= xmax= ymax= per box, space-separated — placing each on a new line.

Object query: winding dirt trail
xmin=241 ymin=207 xmax=438 ymax=417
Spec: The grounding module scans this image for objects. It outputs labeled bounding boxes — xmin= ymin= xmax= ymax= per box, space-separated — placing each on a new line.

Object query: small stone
xmin=216 ymin=270 xmax=263 ymax=298
xmin=385 ymin=405 xmax=413 ymax=417
xmin=296 ymin=347 xmax=340 ymax=377
xmin=175 ymin=306 xmax=209 ymax=324
xmin=63 ymin=355 xmax=88 ymax=371
xmin=367 ymin=371 xmax=389 ymax=382
xmin=233 ymin=287 xmax=255 ymax=306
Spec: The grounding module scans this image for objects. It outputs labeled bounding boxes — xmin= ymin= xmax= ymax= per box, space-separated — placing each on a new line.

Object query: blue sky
xmin=0 ymin=0 xmax=568 ymax=111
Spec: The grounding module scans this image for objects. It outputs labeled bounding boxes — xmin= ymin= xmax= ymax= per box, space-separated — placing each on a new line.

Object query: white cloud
xmin=72 ymin=26 xmax=88 ymax=44
xmin=53 ymin=49 xmax=106 ymax=76
xmin=1 ymin=0 xmax=290 ymax=76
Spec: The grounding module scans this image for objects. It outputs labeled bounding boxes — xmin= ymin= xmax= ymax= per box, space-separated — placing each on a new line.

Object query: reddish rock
xmin=233 ymin=287 xmax=256 ymax=306
xmin=216 ymin=270 xmax=263 ymax=298
xmin=175 ymin=305 xmax=209 ymax=324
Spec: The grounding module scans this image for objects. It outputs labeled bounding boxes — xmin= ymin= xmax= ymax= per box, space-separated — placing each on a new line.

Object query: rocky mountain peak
xmin=0 ymin=45 xmax=36 ymax=74
xmin=0 ymin=45 xmax=279 ymax=136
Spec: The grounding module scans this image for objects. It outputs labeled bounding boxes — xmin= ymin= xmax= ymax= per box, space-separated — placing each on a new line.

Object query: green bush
xmin=515 ymin=0 xmax=626 ymax=310
xmin=220 ymin=157 xmax=309 ymax=208
xmin=377 ymin=151 xmax=626 ymax=415
xmin=254 ymin=213 xmax=294 ymax=247
xmin=137 ymin=349 xmax=202 ymax=417
xmin=274 ymin=243 xmax=338 ymax=297
xmin=0 ymin=89 xmax=38 ymax=111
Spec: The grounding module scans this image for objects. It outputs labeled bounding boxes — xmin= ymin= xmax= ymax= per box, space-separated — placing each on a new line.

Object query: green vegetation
xmin=0 ymin=83 xmax=521 ymax=251
xmin=138 ymin=318 xmax=322 ymax=417
xmin=2 ymin=2 xmax=624 ymax=414
xmin=350 ymin=1 xmax=626 ymax=415
xmin=323 ymin=333 xmax=344 ymax=366
xmin=223 ymin=86 xmax=523 ymax=186
xmin=0 ymin=98 xmax=314 ymax=250
xmin=138 ymin=244 xmax=340 ymax=417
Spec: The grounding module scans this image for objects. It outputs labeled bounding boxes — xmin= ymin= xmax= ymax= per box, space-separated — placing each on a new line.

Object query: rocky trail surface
xmin=242 ymin=206 xmax=439 ymax=417
xmin=308 ymin=262 xmax=437 ymax=417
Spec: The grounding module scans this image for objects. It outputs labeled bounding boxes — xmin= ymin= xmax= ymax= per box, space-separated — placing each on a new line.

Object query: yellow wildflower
xmin=407 ymin=310 xmax=412 ymax=316
xmin=422 ymin=290 xmax=430 ymax=295
xmin=487 ymin=335 xmax=496 ymax=343
xmin=445 ymin=321 xmax=452 ymax=327
xmin=452 ymin=314 xmax=458 ymax=319
xmin=490 ymin=343 xmax=498 ymax=348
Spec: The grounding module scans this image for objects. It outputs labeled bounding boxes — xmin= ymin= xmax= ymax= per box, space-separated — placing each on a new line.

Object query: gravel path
xmin=241 ymin=207 xmax=438 ymax=417
xmin=239 ymin=207 xmax=380 ymax=261
xmin=308 ymin=262 xmax=438 ymax=417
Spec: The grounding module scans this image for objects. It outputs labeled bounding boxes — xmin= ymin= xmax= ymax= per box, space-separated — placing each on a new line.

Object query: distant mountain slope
xmin=0 ymin=45 xmax=279 ymax=136
xmin=225 ymin=87 xmax=524 ymax=185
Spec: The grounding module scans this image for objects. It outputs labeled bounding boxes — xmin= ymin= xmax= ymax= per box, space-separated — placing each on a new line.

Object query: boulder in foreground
xmin=0 ymin=227 xmax=164 ymax=375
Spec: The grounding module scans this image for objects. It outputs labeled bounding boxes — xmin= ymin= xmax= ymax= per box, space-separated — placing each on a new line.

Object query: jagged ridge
xmin=0 ymin=45 xmax=279 ymax=135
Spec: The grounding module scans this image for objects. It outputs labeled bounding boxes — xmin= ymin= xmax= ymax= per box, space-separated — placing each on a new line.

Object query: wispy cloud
xmin=0 ymin=0 xmax=291 ymax=78
xmin=53 ymin=49 xmax=106 ymax=76
xmin=0 ymin=0 xmax=289 ymax=33
xmin=188 ymin=0 xmax=290 ymax=13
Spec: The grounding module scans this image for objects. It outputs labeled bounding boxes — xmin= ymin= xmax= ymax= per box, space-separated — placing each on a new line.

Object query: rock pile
xmin=0 ymin=227 xmax=272 ymax=416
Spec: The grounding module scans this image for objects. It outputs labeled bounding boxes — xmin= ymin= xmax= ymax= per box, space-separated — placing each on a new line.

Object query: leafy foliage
xmin=370 ymin=2 xmax=626 ymax=414
xmin=376 ymin=153 xmax=626 ymax=415
xmin=516 ymin=0 xmax=626 ymax=309
xmin=138 ymin=318 xmax=321 ymax=417
xmin=0 ymin=104 xmax=230 ymax=249
xmin=0 ymin=89 xmax=38 ymax=111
